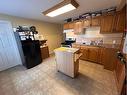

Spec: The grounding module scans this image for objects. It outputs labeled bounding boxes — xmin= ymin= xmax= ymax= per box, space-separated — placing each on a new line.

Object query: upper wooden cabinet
xmin=100 ymin=13 xmax=115 ymax=33
xmin=114 ymin=7 xmax=126 ymax=33
xmin=63 ymin=6 xmax=126 ymax=34
xmin=74 ymin=21 xmax=83 ymax=34
xmin=91 ymin=16 xmax=100 ymax=26
xmin=63 ymin=22 xmax=74 ymax=30
xmin=83 ymin=19 xmax=91 ymax=28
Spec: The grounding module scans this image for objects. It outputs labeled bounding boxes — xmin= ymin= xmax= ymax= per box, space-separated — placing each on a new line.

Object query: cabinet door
xmin=98 ymin=47 xmax=104 ymax=64
xmin=80 ymin=48 xmax=88 ymax=60
xmin=102 ymin=48 xmax=118 ymax=71
xmin=114 ymin=59 xmax=125 ymax=94
xmin=41 ymin=46 xmax=49 ymax=59
xmin=68 ymin=22 xmax=74 ymax=29
xmin=63 ymin=23 xmax=69 ymax=30
xmin=114 ymin=7 xmax=126 ymax=33
xmin=88 ymin=48 xmax=99 ymax=63
xmin=80 ymin=46 xmax=88 ymax=60
xmin=91 ymin=16 xmax=100 ymax=26
xmin=100 ymin=14 xmax=115 ymax=33
xmin=72 ymin=44 xmax=80 ymax=49
xmin=83 ymin=19 xmax=91 ymax=28
xmin=74 ymin=21 xmax=83 ymax=34
xmin=64 ymin=23 xmax=74 ymax=30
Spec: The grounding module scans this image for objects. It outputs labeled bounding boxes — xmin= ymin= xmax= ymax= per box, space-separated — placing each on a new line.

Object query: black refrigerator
xmin=21 ymin=40 xmax=42 ymax=69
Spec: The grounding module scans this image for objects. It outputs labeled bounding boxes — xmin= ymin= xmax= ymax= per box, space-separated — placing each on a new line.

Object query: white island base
xmin=54 ymin=47 xmax=81 ymax=78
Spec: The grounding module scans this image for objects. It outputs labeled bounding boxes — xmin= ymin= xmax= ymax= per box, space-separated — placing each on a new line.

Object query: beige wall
xmin=0 ymin=14 xmax=63 ymax=54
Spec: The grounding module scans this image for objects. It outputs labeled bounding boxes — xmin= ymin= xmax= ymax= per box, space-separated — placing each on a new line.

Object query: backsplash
xmin=66 ymin=27 xmax=123 ymax=44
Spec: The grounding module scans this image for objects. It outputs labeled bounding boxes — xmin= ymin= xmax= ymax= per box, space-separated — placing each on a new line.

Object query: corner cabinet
xmin=100 ymin=13 xmax=115 ymax=33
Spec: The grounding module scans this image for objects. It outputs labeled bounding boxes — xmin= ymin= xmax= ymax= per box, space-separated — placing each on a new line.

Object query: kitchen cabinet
xmin=114 ymin=59 xmax=125 ymax=94
xmin=98 ymin=47 xmax=104 ymax=64
xmin=63 ymin=23 xmax=68 ymax=30
xmin=75 ymin=45 xmax=99 ymax=63
xmin=72 ymin=44 xmax=119 ymax=67
xmin=114 ymin=7 xmax=126 ymax=33
xmin=100 ymin=13 xmax=115 ymax=33
xmin=102 ymin=48 xmax=118 ymax=70
xmin=72 ymin=44 xmax=80 ymax=49
xmin=91 ymin=16 xmax=100 ymax=26
xmin=74 ymin=21 xmax=83 ymax=34
xmin=63 ymin=22 xmax=74 ymax=30
xmin=88 ymin=47 xmax=99 ymax=63
xmin=41 ymin=46 xmax=49 ymax=59
xmin=83 ymin=19 xmax=91 ymax=28
xmin=80 ymin=46 xmax=89 ymax=60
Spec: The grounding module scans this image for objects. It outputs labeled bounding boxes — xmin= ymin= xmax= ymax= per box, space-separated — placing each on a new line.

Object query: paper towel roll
xmin=123 ymin=33 xmax=127 ymax=54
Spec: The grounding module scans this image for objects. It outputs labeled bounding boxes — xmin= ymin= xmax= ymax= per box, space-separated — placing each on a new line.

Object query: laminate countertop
xmin=72 ymin=43 xmax=120 ymax=49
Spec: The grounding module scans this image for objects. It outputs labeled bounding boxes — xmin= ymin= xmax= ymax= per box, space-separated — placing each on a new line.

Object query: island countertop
xmin=54 ymin=47 xmax=79 ymax=53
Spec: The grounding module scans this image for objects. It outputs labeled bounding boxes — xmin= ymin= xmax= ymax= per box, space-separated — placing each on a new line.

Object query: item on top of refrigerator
xmin=79 ymin=13 xmax=91 ymax=19
xmin=107 ymin=7 xmax=116 ymax=13
xmin=101 ymin=9 xmax=108 ymax=14
xmin=73 ymin=17 xmax=80 ymax=21
xmin=64 ymin=18 xmax=73 ymax=23
xmin=16 ymin=26 xmax=38 ymax=41
xmin=92 ymin=11 xmax=102 ymax=17
xmin=101 ymin=7 xmax=116 ymax=14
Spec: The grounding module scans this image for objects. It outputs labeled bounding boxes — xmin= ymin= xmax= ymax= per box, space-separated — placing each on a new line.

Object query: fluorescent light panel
xmin=46 ymin=4 xmax=76 ymax=17
xmin=43 ymin=0 xmax=79 ymax=17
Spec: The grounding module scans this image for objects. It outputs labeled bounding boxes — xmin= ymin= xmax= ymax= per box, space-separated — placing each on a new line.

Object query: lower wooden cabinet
xmin=88 ymin=47 xmax=99 ymax=63
xmin=102 ymin=48 xmax=118 ymax=71
xmin=114 ymin=59 xmax=125 ymax=94
xmin=40 ymin=46 xmax=49 ymax=59
xmin=80 ymin=48 xmax=89 ymax=60
xmin=72 ymin=44 xmax=118 ymax=69
xmin=79 ymin=46 xmax=100 ymax=63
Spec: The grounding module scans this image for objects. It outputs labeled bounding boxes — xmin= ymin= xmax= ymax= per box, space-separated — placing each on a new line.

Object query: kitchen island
xmin=54 ymin=47 xmax=80 ymax=78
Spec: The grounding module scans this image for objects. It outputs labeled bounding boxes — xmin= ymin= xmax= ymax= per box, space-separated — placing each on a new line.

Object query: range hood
xmin=63 ymin=29 xmax=74 ymax=33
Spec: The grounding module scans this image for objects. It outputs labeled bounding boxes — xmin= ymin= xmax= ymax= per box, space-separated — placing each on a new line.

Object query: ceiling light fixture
xmin=43 ymin=0 xmax=79 ymax=17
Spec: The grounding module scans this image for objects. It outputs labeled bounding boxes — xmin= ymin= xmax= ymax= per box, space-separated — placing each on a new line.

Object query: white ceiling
xmin=0 ymin=0 xmax=121 ymax=23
